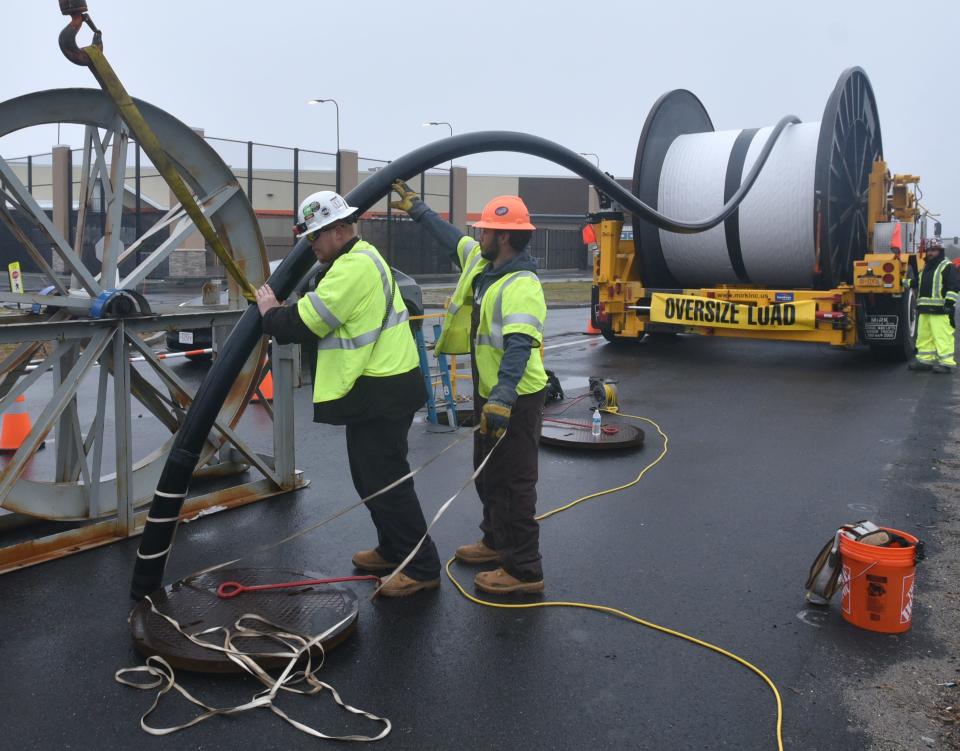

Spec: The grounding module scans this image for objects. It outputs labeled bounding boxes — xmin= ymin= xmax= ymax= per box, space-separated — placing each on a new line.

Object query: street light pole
xmin=424 ymin=120 xmax=453 ymax=139
xmin=423 ymin=121 xmax=455 ymax=223
xmin=579 ymin=152 xmax=600 ymax=168
xmin=308 ymin=98 xmax=341 ymax=193
xmin=579 ymin=153 xmax=602 ymax=214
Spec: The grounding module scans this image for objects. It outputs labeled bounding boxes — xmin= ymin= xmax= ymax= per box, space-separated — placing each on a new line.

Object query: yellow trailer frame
xmin=592 ymin=218 xmax=915 ymax=351
xmin=590 ymin=159 xmax=921 ymax=354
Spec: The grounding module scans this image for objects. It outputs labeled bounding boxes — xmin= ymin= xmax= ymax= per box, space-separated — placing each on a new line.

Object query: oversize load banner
xmin=650 ymin=293 xmax=817 ymax=330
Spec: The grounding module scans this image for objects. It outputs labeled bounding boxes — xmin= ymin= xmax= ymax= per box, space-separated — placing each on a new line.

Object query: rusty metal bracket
xmin=58 ymin=1 xmax=102 ymax=67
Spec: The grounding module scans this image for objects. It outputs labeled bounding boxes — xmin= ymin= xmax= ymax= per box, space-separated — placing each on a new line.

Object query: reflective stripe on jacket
xmin=474 ymin=270 xmax=548 ymax=398
xmin=296 ymin=240 xmax=418 ymax=402
xmin=434 ymin=236 xmax=487 ymax=354
xmin=918 ymin=258 xmax=960 ymax=313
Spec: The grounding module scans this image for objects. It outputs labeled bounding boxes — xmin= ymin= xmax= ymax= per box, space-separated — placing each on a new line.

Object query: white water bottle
xmin=591 ymin=408 xmax=601 ymax=437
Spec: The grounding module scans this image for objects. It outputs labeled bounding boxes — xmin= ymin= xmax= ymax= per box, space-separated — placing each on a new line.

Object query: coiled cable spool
xmin=589 ymin=377 xmax=619 ymax=412
xmin=632 ymin=67 xmax=882 ymax=290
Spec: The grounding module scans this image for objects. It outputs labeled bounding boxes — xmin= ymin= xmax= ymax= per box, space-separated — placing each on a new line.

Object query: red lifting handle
xmin=217 ymin=575 xmax=381 ymax=599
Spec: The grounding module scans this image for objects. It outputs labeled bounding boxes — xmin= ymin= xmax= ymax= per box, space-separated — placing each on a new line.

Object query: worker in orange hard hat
xmin=392 ymin=180 xmax=548 ymax=594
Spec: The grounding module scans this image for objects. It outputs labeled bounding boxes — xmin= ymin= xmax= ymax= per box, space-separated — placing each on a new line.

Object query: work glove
xmin=479 ymin=383 xmax=518 ymax=438
xmin=390 ymin=179 xmax=421 ymax=214
xmin=480 ymin=399 xmax=512 ymax=439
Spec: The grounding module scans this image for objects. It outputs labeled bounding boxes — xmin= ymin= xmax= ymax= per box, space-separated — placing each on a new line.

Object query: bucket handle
xmin=843 ymin=560 xmax=880 ymax=586
xmin=843 ymin=542 xmax=923 ymax=588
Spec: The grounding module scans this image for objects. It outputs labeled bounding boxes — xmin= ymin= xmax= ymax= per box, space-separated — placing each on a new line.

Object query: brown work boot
xmin=351 ymin=548 xmax=399 ymax=572
xmin=455 ymin=540 xmax=501 ymax=565
xmin=474 ymin=567 xmax=544 ymax=594
xmin=378 ymin=572 xmax=440 ymax=598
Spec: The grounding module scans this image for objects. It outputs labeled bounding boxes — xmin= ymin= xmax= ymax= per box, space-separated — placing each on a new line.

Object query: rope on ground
xmin=446 ymin=408 xmax=785 ymax=751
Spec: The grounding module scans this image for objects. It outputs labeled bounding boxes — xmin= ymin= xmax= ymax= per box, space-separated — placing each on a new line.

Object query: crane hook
xmin=58 ymin=0 xmax=102 ymax=67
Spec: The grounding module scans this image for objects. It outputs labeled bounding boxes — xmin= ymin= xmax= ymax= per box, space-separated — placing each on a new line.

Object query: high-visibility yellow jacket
xmin=436 ymin=236 xmax=547 ymax=398
xmin=296 ymin=240 xmax=419 ymax=403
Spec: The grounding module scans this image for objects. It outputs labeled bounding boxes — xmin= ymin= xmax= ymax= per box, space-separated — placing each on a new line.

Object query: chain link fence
xmin=1 ymin=135 xmax=589 ymax=281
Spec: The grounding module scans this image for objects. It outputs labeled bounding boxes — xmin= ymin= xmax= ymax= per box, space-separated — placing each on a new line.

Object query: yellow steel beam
xmin=83 ymin=45 xmax=257 ymax=301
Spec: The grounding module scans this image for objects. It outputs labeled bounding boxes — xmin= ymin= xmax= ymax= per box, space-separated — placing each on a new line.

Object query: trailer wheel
xmin=600 ymin=324 xmax=630 ymax=344
xmin=869 ymin=269 xmax=918 ymax=361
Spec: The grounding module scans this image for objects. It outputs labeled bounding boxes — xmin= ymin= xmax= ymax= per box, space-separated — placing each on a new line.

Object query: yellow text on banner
xmin=650 ymin=293 xmax=817 ymax=331
xmin=7 ymin=261 xmax=23 ymax=294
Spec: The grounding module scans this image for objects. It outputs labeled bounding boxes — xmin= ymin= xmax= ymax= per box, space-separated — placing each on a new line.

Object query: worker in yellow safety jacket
xmin=392 ymin=180 xmax=548 ymax=594
xmin=908 ymin=236 xmax=959 ymax=373
xmin=255 ymin=190 xmax=440 ymax=597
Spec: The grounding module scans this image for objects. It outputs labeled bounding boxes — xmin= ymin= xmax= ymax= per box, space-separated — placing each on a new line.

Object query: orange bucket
xmin=839 ymin=527 xmax=919 ymax=634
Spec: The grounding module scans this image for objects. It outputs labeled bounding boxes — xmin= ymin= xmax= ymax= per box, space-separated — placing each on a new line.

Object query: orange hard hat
xmin=473 ymin=196 xmax=536 ymax=231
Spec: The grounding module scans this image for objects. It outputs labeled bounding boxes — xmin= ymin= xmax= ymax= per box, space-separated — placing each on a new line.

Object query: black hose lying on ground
xmin=131 ymin=125 xmax=797 ymax=598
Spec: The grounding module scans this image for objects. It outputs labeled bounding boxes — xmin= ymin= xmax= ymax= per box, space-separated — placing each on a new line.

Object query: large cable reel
xmin=632 ymin=67 xmax=882 ymax=290
xmin=0 ymin=88 xmax=269 ymax=521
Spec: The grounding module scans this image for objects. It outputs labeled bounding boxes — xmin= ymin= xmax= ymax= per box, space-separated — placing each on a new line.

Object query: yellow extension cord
xmin=445 ymin=410 xmax=785 ymax=750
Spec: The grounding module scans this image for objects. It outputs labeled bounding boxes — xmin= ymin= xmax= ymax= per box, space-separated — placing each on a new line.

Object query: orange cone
xmin=585 ymin=314 xmax=602 ymax=335
xmin=0 ymin=394 xmax=42 ymax=453
xmin=251 ymin=370 xmax=274 ymax=403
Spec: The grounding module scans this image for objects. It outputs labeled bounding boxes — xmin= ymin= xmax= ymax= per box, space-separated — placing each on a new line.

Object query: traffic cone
xmin=585 ymin=314 xmax=602 ymax=335
xmin=251 ymin=370 xmax=274 ymax=403
xmin=0 ymin=394 xmax=42 ymax=453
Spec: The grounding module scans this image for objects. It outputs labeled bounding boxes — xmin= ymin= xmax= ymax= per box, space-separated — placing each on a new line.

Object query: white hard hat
xmin=294 ymin=191 xmax=358 ymax=237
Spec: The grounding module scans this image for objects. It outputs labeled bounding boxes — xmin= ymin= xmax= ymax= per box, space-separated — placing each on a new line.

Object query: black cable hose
xmin=131 ymin=123 xmax=798 ymax=598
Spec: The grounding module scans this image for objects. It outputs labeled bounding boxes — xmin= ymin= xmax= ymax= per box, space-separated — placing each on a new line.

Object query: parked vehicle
xmin=166 ymin=262 xmax=424 ymax=360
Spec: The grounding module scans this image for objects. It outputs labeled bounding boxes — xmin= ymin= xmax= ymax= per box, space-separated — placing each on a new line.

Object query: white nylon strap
xmin=374 ymin=430 xmax=505 ymax=597
xmin=184 ymin=426 xmax=480 ymax=582
xmin=120 ymin=426 xmax=494 ymax=740
xmin=115 ymin=597 xmax=391 ymax=740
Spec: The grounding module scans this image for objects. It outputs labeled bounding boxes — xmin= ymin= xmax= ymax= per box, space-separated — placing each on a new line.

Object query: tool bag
xmin=545 ymin=369 xmax=565 ymax=402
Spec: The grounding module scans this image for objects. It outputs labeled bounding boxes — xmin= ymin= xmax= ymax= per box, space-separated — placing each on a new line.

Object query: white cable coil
xmin=658 ymin=122 xmax=820 ymax=288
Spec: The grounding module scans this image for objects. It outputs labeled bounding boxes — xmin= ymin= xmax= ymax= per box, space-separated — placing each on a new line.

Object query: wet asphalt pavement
xmin=0 ymin=308 xmax=953 ymax=750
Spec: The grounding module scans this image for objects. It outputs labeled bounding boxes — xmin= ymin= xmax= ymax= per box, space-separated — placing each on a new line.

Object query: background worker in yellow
xmin=392 ymin=180 xmax=548 ymax=594
xmin=908 ymin=236 xmax=959 ymax=374
xmin=255 ymin=190 xmax=441 ymax=597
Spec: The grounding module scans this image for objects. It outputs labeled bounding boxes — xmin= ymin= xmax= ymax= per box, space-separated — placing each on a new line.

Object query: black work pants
xmin=473 ymin=389 xmax=546 ymax=581
xmin=345 ymin=413 xmax=440 ymax=581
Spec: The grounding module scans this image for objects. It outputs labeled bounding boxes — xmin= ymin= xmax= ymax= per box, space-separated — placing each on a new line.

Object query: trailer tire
xmin=600 ymin=325 xmax=630 ymax=345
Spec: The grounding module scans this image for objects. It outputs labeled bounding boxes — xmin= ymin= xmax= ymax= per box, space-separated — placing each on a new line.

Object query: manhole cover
xmin=129 ymin=568 xmax=360 ymax=673
xmin=540 ymin=418 xmax=644 ymax=451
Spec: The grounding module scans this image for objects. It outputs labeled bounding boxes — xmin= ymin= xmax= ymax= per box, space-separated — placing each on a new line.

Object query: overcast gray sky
xmin=2 ymin=0 xmax=956 ymax=232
